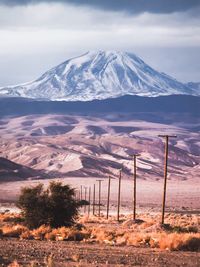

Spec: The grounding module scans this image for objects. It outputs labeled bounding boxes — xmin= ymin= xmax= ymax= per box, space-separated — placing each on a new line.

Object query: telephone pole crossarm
xmin=158 ymin=135 xmax=177 ymax=138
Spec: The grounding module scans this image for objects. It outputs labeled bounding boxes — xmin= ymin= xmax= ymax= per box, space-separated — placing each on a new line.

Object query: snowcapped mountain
xmin=0 ymin=51 xmax=198 ymax=101
xmin=186 ymin=82 xmax=200 ymax=91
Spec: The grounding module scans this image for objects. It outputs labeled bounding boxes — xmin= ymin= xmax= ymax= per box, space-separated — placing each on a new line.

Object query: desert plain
xmin=0 ymin=112 xmax=199 ymax=266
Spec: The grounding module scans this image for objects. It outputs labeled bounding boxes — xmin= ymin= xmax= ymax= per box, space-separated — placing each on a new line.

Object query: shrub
xmin=17 ymin=182 xmax=79 ymax=229
xmin=78 ymin=200 xmax=89 ymax=206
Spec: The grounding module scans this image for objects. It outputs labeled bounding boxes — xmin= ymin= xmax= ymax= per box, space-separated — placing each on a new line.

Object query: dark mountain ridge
xmin=0 ymin=95 xmax=199 ymax=117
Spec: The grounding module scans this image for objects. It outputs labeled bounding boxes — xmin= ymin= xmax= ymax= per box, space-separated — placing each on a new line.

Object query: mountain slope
xmin=0 ymin=114 xmax=199 ymax=181
xmin=0 ymin=157 xmax=48 ymax=182
xmin=186 ymin=82 xmax=200 ymax=91
xmin=0 ymin=51 xmax=198 ymax=101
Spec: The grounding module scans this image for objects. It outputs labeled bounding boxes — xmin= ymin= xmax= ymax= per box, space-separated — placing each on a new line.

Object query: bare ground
xmin=1 ymin=177 xmax=200 ymax=213
xmin=0 ymin=239 xmax=200 ymax=267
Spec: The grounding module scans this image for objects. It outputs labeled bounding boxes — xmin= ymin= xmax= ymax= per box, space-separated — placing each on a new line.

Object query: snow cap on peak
xmin=0 ymin=50 xmax=198 ymax=101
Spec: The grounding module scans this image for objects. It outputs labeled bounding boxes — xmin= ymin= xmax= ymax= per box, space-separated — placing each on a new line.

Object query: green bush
xmin=17 ymin=182 xmax=79 ymax=229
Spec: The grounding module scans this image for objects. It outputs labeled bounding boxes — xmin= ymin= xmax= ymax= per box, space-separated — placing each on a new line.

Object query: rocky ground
xmin=0 ymin=239 xmax=200 ymax=267
xmin=0 ymin=211 xmax=199 ymax=267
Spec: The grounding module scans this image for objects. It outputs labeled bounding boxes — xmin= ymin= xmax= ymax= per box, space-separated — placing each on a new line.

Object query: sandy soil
xmin=0 ymin=239 xmax=199 ymax=267
xmin=0 ymin=177 xmax=199 ymax=213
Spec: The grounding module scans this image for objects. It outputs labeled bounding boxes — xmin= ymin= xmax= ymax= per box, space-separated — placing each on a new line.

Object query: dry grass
xmin=157 ymin=233 xmax=200 ymax=251
xmin=8 ymin=260 xmax=21 ymax=267
xmin=32 ymin=225 xmax=52 ymax=240
xmin=44 ymin=226 xmax=90 ymax=241
xmin=88 ymin=227 xmax=200 ymax=251
xmin=78 ymin=213 xmax=199 ymax=231
xmin=0 ymin=213 xmax=22 ymax=225
xmin=2 ymin=224 xmax=27 ymax=238
xmin=78 ymin=214 xmax=116 ymax=224
xmin=19 ymin=225 xmax=89 ymax=241
xmin=1 ymin=212 xmax=200 ymax=251
xmin=77 ymin=213 xmax=200 ymax=251
xmin=8 ymin=255 xmax=56 ymax=267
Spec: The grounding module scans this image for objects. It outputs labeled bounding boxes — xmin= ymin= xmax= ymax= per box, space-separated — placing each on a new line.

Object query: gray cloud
xmin=0 ymin=0 xmax=200 ymax=14
xmin=0 ymin=1 xmax=199 ymax=86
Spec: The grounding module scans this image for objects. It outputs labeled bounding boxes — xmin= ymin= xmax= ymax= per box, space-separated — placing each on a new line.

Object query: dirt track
xmin=0 ymin=239 xmax=200 ymax=267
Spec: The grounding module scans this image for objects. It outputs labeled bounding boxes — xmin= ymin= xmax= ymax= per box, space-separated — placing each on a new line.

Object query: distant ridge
xmin=0 ymin=95 xmax=199 ymax=116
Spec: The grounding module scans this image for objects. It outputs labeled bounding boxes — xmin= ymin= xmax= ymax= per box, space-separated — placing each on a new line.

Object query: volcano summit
xmin=0 ymin=51 xmax=198 ymax=101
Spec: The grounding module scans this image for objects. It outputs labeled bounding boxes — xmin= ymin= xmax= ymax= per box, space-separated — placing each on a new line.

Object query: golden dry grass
xmin=2 ymin=224 xmax=27 ymax=238
xmin=157 ymin=233 xmax=200 ymax=251
xmin=8 ymin=260 xmax=21 ymax=267
xmin=0 ymin=213 xmax=22 ymax=224
xmin=8 ymin=255 xmax=56 ymax=267
xmin=0 ymin=212 xmax=199 ymax=251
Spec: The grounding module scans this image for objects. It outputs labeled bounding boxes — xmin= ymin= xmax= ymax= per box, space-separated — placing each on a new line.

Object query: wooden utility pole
xmin=133 ymin=154 xmax=140 ymax=221
xmin=84 ymin=187 xmax=87 ymax=213
xmin=106 ymin=176 xmax=111 ymax=219
xmin=158 ymin=134 xmax=177 ymax=224
xmin=88 ymin=186 xmax=91 ymax=216
xmin=93 ymin=184 xmax=96 ymax=215
xmin=117 ymin=169 xmax=122 ymax=222
xmin=80 ymin=185 xmax=83 ymax=200
xmin=96 ymin=180 xmax=103 ymax=217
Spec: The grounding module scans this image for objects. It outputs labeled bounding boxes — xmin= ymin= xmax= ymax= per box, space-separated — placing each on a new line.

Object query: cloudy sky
xmin=0 ymin=0 xmax=200 ymax=86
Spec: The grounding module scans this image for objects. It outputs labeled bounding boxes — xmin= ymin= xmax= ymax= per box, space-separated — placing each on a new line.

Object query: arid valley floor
xmin=0 ymin=112 xmax=199 ymax=266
